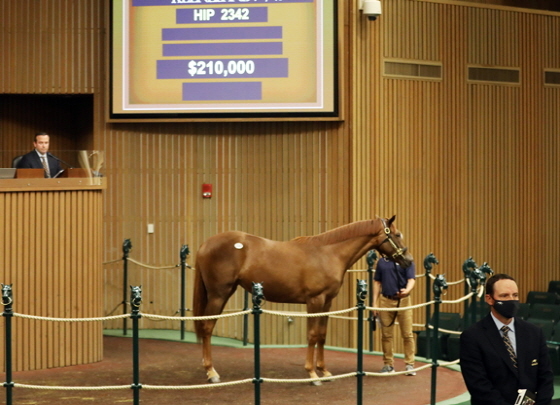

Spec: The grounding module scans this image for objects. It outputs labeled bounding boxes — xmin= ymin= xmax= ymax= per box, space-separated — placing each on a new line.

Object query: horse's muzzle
xmin=397 ymin=253 xmax=414 ymax=268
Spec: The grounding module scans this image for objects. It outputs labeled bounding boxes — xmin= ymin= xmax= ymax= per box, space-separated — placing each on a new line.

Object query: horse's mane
xmin=291 ymin=219 xmax=381 ymax=246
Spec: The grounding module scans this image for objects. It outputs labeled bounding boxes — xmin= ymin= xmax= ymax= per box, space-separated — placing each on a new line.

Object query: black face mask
xmin=493 ymin=299 xmax=520 ymax=319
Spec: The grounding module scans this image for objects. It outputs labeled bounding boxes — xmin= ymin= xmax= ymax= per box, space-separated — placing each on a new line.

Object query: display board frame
xmin=108 ymin=0 xmax=340 ymax=122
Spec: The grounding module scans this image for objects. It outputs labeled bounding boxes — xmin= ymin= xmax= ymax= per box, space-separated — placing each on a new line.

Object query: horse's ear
xmin=387 ymin=215 xmax=396 ymax=226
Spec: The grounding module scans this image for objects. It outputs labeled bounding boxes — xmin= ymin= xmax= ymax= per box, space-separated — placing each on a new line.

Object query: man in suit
xmin=16 ymin=132 xmax=62 ymax=178
xmin=460 ymin=273 xmax=554 ymax=405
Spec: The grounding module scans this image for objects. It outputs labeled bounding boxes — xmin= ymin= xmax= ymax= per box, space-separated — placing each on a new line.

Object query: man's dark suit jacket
xmin=460 ymin=313 xmax=554 ymax=405
xmin=16 ymin=151 xmax=62 ymax=178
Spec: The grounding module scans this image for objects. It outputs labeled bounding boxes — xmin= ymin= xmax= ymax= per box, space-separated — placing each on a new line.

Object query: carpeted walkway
xmin=7 ymin=332 xmax=469 ymax=405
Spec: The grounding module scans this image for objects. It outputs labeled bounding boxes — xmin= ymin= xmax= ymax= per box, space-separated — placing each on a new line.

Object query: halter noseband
xmin=379 ymin=218 xmax=407 ymax=260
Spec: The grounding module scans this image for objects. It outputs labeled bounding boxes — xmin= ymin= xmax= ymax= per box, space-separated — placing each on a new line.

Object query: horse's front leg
xmin=315 ymin=314 xmax=332 ymax=380
xmin=304 ymin=316 xmax=322 ymax=386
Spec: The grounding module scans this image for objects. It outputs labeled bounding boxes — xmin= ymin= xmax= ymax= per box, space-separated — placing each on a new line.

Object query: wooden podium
xmin=0 ymin=175 xmax=106 ymax=371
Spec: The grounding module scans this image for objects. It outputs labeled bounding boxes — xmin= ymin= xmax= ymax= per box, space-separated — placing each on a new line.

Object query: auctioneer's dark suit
xmin=460 ymin=313 xmax=554 ymax=405
xmin=16 ymin=151 xmax=62 ymax=178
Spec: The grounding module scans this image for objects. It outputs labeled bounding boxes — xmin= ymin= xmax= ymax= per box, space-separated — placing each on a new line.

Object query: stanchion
xmin=252 ymin=283 xmax=264 ymax=405
xmin=2 ymin=284 xmax=14 ymax=405
xmin=243 ymin=290 xmax=249 ymax=346
xmin=179 ymin=245 xmax=189 ymax=340
xmin=122 ymin=239 xmax=132 ymax=335
xmin=366 ymin=250 xmax=377 ymax=352
xmin=130 ymin=286 xmax=143 ymax=405
xmin=356 ymin=279 xmax=367 ymax=405
xmin=423 ymin=253 xmax=439 ymax=358
xmin=430 ymin=274 xmax=448 ymax=405
xmin=477 ymin=262 xmax=493 ymax=321
xmin=462 ymin=257 xmax=477 ymax=328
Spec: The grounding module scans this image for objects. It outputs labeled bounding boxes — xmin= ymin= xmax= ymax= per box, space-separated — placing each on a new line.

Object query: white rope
xmin=143 ymin=310 xmax=251 ymax=321
xmin=13 ymin=313 xmax=129 ymax=322
xmin=261 ymin=307 xmax=355 ymax=318
xmin=365 ymin=362 xmax=433 ymax=376
xmin=442 ymin=292 xmax=474 ymax=304
xmin=128 ymin=258 xmax=179 ymax=270
xmin=102 ymin=258 xmax=193 ymax=270
xmin=365 ymin=300 xmax=435 ymax=312
xmin=142 ymin=378 xmax=254 ymax=390
xmin=14 ymin=383 xmax=130 ymax=390
xmin=439 ymin=359 xmax=461 ymax=366
xmin=262 ymin=372 xmax=356 ymax=383
xmin=14 ymin=364 xmax=453 ymax=392
xmin=102 ymin=258 xmax=121 ymax=265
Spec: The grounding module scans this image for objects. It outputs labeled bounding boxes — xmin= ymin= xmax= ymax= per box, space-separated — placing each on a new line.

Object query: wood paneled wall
xmin=1 ymin=0 xmax=559 ymax=359
xmin=0 ymin=183 xmax=105 ymax=371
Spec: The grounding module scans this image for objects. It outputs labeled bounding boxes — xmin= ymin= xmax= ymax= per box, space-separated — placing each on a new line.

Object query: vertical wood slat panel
xmin=0 ymin=187 xmax=104 ymax=372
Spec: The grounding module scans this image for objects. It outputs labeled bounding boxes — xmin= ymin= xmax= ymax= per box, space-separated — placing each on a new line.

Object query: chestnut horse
xmin=193 ymin=216 xmax=413 ymax=383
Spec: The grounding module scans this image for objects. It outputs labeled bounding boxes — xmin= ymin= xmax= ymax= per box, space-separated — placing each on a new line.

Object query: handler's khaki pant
xmin=378 ymin=295 xmax=415 ymax=366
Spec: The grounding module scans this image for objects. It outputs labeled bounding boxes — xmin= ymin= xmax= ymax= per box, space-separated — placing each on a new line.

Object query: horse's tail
xmin=192 ymin=262 xmax=208 ymax=343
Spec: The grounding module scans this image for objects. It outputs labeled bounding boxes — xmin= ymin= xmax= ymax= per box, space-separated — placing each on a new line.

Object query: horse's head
xmin=376 ymin=215 xmax=414 ymax=268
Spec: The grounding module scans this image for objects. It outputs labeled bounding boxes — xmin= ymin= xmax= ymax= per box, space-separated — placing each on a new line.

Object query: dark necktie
xmin=41 ymin=156 xmax=50 ymax=178
xmin=501 ymin=325 xmax=517 ymax=368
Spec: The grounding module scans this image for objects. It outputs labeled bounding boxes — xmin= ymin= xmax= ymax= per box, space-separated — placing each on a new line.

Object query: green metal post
xmin=243 ymin=290 xmax=249 ymax=346
xmin=2 ymin=284 xmax=14 ymax=405
xmin=252 ymin=283 xmax=264 ymax=405
xmin=122 ymin=239 xmax=132 ymax=335
xmin=423 ymin=253 xmax=439 ymax=359
xmin=462 ymin=257 xmax=477 ymax=329
xmin=130 ymin=286 xmax=143 ymax=405
xmin=356 ymin=279 xmax=367 ymax=405
xmin=179 ymin=244 xmax=189 ymax=340
xmin=366 ymin=250 xmax=377 ymax=352
xmin=430 ymin=275 xmax=447 ymax=405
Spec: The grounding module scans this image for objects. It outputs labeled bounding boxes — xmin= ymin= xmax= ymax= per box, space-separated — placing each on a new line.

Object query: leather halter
xmin=379 ymin=218 xmax=407 ymax=260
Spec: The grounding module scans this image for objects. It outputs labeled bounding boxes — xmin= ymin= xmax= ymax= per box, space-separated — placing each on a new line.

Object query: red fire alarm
xmin=202 ymin=183 xmax=212 ymax=198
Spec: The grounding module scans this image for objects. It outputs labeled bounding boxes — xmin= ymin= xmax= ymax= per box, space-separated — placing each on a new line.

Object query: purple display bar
xmin=163 ymin=27 xmax=281 ymax=41
xmin=182 ymin=82 xmax=262 ymax=101
xmin=133 ymin=0 xmax=313 ymax=6
xmin=176 ymin=7 xmax=268 ymax=24
xmin=157 ymin=58 xmax=288 ymax=79
xmin=163 ymin=42 xmax=282 ymax=57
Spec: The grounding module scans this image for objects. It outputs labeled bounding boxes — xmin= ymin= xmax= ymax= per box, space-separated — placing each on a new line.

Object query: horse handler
xmin=373 ymin=256 xmax=417 ymax=375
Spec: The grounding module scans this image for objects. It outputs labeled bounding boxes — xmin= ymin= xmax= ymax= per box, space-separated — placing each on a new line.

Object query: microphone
xmin=52 ymin=169 xmax=65 ymax=178
xmin=47 ymin=152 xmax=74 ymax=169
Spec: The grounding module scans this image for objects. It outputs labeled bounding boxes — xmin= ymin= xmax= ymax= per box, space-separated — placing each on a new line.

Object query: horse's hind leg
xmin=200 ymin=317 xmax=221 ymax=383
xmin=200 ymin=293 xmax=237 ymax=383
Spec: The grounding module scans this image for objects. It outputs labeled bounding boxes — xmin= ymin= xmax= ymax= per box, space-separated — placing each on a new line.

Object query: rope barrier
xmin=102 ymin=258 xmax=470 ymax=287
xmin=127 ymin=258 xmax=179 ymax=270
xmin=143 ymin=310 xmax=251 ymax=322
xmin=10 ymin=294 xmax=477 ymax=324
xmin=142 ymin=378 xmax=254 ymax=390
xmin=13 ymin=313 xmax=129 ymax=322
xmin=11 ymin=363 xmax=462 ymax=392
xmin=3 ymin=291 xmax=469 ymax=401
xmin=13 ymin=383 xmax=130 ymax=391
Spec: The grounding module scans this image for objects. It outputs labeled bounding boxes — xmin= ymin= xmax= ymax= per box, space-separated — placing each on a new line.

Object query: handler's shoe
xmin=380 ymin=365 xmax=395 ymax=373
xmin=405 ymin=364 xmax=416 ymax=376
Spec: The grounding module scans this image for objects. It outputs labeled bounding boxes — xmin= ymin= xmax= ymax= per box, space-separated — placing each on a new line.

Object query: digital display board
xmin=109 ymin=0 xmax=339 ymax=121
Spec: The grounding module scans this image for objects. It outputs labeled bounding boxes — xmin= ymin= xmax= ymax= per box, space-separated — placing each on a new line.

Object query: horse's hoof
xmin=208 ymin=376 xmax=221 ymax=383
xmin=311 ymin=380 xmax=322 ymax=386
xmin=321 ymin=371 xmax=333 ymax=382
